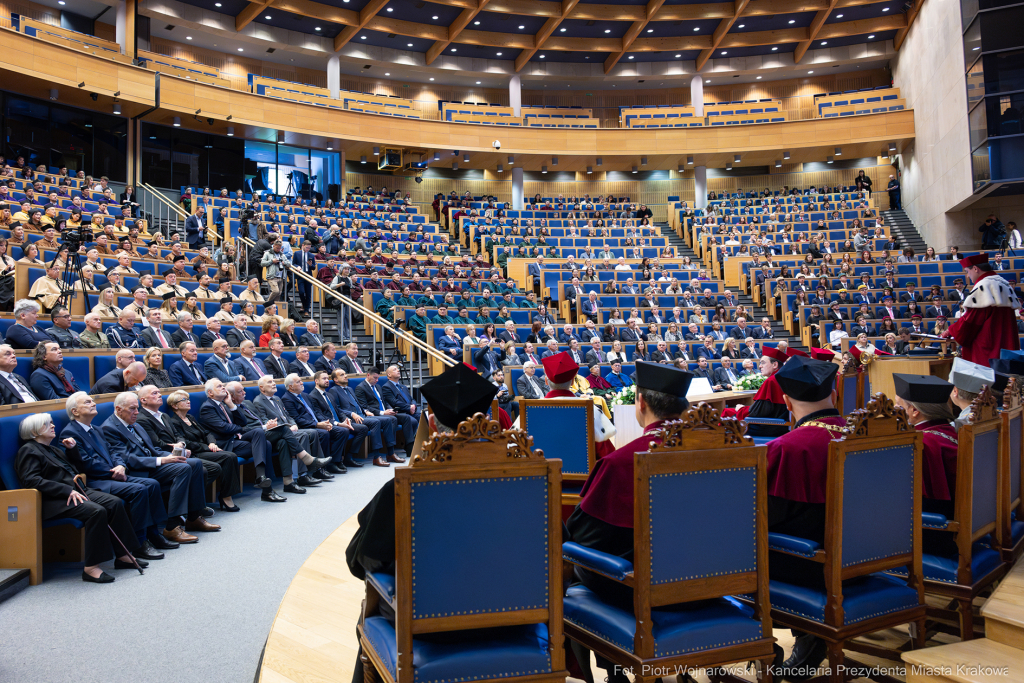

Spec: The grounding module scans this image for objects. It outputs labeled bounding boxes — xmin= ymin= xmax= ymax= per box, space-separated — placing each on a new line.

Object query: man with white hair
xmin=539 ymin=338 xmax=560 ymax=360
xmin=91 ymin=360 xmax=147 ymax=395
xmin=7 ymin=299 xmax=51 ymax=349
xmin=0 ymin=344 xmax=37 ymax=404
xmin=282 ymin=372 xmax=351 ymax=469
xmin=289 ymin=345 xmax=317 ymax=377
xmin=101 ymin=392 xmax=212 ymax=543
xmin=199 ymin=317 xmax=224 ymax=348
xmin=80 ymin=312 xmax=110 ymax=349
xmin=243 ymin=378 xmax=327 ymax=493
xmin=171 ymin=312 xmax=199 ymax=347
xmin=300 ymin=319 xmax=323 ymax=347
xmin=517 ymin=360 xmax=546 ymax=400
xmin=168 ymin=341 xmax=207 ymax=387
xmin=225 ymin=316 xmax=255 ymax=348
xmin=234 ymin=340 xmax=269 ymax=381
xmin=108 ymin=310 xmax=142 ymax=348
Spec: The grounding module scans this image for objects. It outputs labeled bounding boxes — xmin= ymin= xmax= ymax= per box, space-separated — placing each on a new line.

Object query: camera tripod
xmin=54 ymin=246 xmax=91 ymax=312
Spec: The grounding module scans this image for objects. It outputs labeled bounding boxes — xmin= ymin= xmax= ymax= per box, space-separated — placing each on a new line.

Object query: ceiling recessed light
xmin=705 ymin=79 xmax=710 ymax=83
xmin=604 ymin=29 xmax=611 ymax=33
xmin=386 ymin=7 xmax=392 ymax=11
xmin=836 ymin=13 xmax=844 ymax=18
xmin=868 ymin=34 xmax=875 ymax=38
xmin=675 ymin=54 xmax=681 ymax=58
xmin=497 ymin=52 xmax=502 ymax=56
xmin=808 ymin=70 xmax=814 ymax=73
xmin=385 ymin=72 xmax=390 ymax=75
xmin=264 ymin=15 xmax=271 ymax=19
xmin=882 ymin=6 xmax=889 ymax=10
xmin=474 ymin=21 xmax=480 ymax=25
xmin=738 ymin=24 xmax=745 ymax=28
xmin=429 ymin=77 xmax=434 ymax=80
xmin=315 ymin=27 xmax=321 ymax=31
xmin=57 ymin=0 xmax=65 ymax=4
xmin=756 ymin=76 xmax=762 ymax=79
xmin=647 ymin=28 xmax=653 ymax=33
xmin=408 ymin=43 xmax=413 ymax=46
xmin=451 ymin=48 xmax=456 ymax=52
xmin=628 ymin=55 xmax=634 ymax=59
xmin=560 ymin=28 xmax=566 ymax=32
xmin=820 ymin=41 xmax=827 ymax=45
xmin=694 ymin=27 xmax=700 ymax=31
xmin=973 ymin=46 xmax=980 ymax=50
xmin=540 ymin=54 xmax=545 ymax=58
xmin=788 ymin=19 xmax=795 ymax=24
xmin=476 ymin=81 xmax=481 ymax=84
xmin=772 ymin=46 xmax=778 ymax=50
xmin=519 ymin=25 xmax=525 ymax=29
xmin=237 ymin=48 xmax=243 ymax=52
xmin=721 ymin=51 xmax=728 ymax=55
xmin=214 ymin=2 xmax=221 ymax=5
xmin=186 ymin=36 xmax=192 ymax=40
xmin=432 ymin=15 xmax=438 ymax=19
xmin=361 ymin=35 xmax=366 ymax=39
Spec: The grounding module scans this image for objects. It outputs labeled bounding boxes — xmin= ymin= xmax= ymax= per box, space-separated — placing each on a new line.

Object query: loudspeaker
xmin=414 ymin=176 xmax=423 ymax=184
xmin=328 ymin=184 xmax=340 ymax=202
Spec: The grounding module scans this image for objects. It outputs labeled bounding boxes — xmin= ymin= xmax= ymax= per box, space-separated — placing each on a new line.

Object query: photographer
xmin=980 ymin=213 xmax=1006 ymax=249
xmin=260 ymin=240 xmax=287 ymax=303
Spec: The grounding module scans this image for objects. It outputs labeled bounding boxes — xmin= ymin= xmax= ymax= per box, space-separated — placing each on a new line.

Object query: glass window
xmin=245 ymin=140 xmax=277 ymax=195
xmin=140 ymin=123 xmax=173 ymax=189
xmin=983 ymin=92 xmax=1024 ymax=137
xmin=967 ymin=58 xmax=985 ymax=107
xmin=972 ymin=143 xmax=991 ymax=190
xmin=964 ymin=15 xmax=982 ymax=71
xmin=171 ymin=128 xmax=209 ymax=191
xmin=970 ymin=99 xmax=989 ymax=149
xmin=983 ymin=48 xmax=1024 ymax=94
xmin=4 ymin=97 xmax=49 ymax=167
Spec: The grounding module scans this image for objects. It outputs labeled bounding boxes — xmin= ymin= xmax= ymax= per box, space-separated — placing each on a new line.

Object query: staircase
xmin=883 ymin=209 xmax=928 ymax=255
xmin=903 ymin=560 xmax=1024 ymax=682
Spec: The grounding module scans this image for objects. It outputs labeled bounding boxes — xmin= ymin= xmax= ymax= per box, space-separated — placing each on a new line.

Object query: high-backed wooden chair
xmin=358 ymin=413 xmax=567 ymax=683
xmin=997 ymin=378 xmax=1024 ymax=561
xmin=561 ymin=405 xmax=777 ymax=683
xmin=905 ymin=388 xmax=1009 ymax=640
xmin=766 ymin=395 xmax=926 ymax=682
xmin=836 ymin=371 xmax=864 ymax=415
xmin=521 ymin=398 xmax=595 ymax=506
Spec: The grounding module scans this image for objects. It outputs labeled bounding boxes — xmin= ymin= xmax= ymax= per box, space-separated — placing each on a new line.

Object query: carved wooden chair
xmin=996 ymin=378 xmax=1024 ymax=561
xmin=896 ymin=388 xmax=1009 ymax=640
xmin=521 ymin=398 xmax=595 ymax=507
xmin=358 ymin=413 xmax=568 ymax=683
xmin=765 ymin=395 xmax=926 ymax=683
xmin=835 ymin=371 xmax=864 ymax=415
xmin=561 ymin=405 xmax=778 ymax=683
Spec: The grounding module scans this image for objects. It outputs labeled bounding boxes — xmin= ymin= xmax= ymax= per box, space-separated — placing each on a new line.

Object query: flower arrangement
xmin=735 ymin=373 xmax=766 ymax=392
xmin=608 ymin=385 xmax=637 ymax=407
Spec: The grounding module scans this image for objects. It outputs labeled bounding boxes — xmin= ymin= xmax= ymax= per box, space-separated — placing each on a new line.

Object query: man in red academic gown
xmin=722 ymin=345 xmax=790 ymax=436
xmin=541 ymin=352 xmax=615 ymax=458
xmin=563 ymin=361 xmax=693 ymax=683
xmin=945 ymin=254 xmax=1021 ymax=364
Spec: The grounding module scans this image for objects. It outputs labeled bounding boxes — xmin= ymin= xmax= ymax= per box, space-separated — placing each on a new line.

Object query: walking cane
xmin=72 ymin=474 xmax=145 ymax=575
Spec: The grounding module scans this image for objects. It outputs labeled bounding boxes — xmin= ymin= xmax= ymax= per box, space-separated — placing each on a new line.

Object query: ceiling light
xmin=677 ymin=164 xmax=684 ymax=172
xmin=889 ymin=142 xmax=897 ymax=152
xmin=675 ymin=54 xmax=681 ymax=58
xmin=868 ymin=35 xmax=875 ymax=39
xmin=475 ymin=21 xmax=480 ymax=25
xmin=541 ymin=166 xmax=547 ymax=174
xmin=214 ymin=2 xmax=221 ymax=6
xmin=772 ymin=46 xmax=778 ymax=50
xmin=821 ymin=40 xmax=828 ymax=45
xmin=560 ymin=28 xmax=566 ymax=32
xmin=596 ymin=157 xmax=602 ymax=166
xmin=705 ymin=79 xmax=710 ymax=83
xmin=632 ymin=166 xmax=638 ymax=174
xmin=738 ymin=24 xmax=745 ymax=28
xmin=647 ymin=29 xmax=653 ymax=33
xmin=326 ymin=145 xmax=333 ymax=151
xmin=540 ymin=55 xmax=545 ymax=58
xmin=433 ymin=152 xmax=440 ymax=161
xmin=58 ymin=0 xmax=65 ymax=3
xmin=237 ymin=48 xmax=243 ymax=52
xmin=508 ymin=155 xmax=515 ymax=165
xmin=265 ymin=15 xmax=271 ymax=19
xmin=496 ymin=52 xmax=502 ymax=56
xmin=315 ymin=27 xmax=321 ymax=31
xmin=694 ymin=27 xmax=700 ymax=31
xmin=628 ymin=55 xmax=634 ymax=59
xmin=789 ymin=19 xmax=796 ymax=24
xmin=808 ymin=70 xmax=814 ymax=73
xmin=451 ymin=48 xmax=456 ymax=52
xmin=113 ymin=103 xmax=121 ymax=115
xmin=361 ymin=35 xmax=366 ymax=39
xmin=726 ymin=163 xmax=732 ymax=170
xmin=227 ymin=126 xmax=234 ymax=136
xmin=360 ymin=155 xmax=367 ymax=163
xmin=497 ymin=164 xmax=503 ymax=172
xmin=407 ymin=43 xmax=413 ymax=46
xmin=836 ymin=13 xmax=844 ymax=18
xmin=640 ymin=156 xmax=647 ymax=165
xmin=587 ymin=166 xmax=592 ymax=174
xmin=430 ymin=77 xmax=434 ymax=80
xmin=452 ymin=162 xmax=458 ymax=170
xmin=783 ymin=151 xmax=790 ymax=159
xmin=756 ymin=76 xmax=762 ymax=79
xmin=373 ymin=146 xmax=380 ymax=156
xmin=734 ymin=154 xmax=741 ymax=163
xmin=463 ymin=154 xmax=470 ymax=163
xmin=827 ymin=156 xmax=834 ymax=163
xmin=882 ymin=6 xmax=889 ymax=10
xmin=385 ymin=72 xmax=390 ymax=75
xmin=186 ymin=36 xmax=192 ymax=40
xmin=173 ymin=116 xmax=181 ymax=127
xmin=519 ymin=25 xmax=525 ymax=29
xmin=605 ymin=29 xmax=611 ymax=33
xmin=775 ymin=160 xmax=782 ymax=167
xmin=476 ymin=81 xmax=481 ymax=84
xmin=835 ymin=147 xmax=842 ymax=155
xmin=687 ymin=156 xmax=693 ymax=165
xmin=721 ymin=51 xmax=728 ymax=55
xmin=386 ymin=7 xmax=392 ymax=11
xmin=432 ymin=15 xmax=438 ymax=19
xmin=973 ymin=46 xmax=980 ymax=51
xmin=552 ymin=156 xmax=559 ymax=165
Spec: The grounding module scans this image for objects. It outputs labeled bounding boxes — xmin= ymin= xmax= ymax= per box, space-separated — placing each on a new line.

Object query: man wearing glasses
xmin=45 ymin=307 xmax=83 ymax=349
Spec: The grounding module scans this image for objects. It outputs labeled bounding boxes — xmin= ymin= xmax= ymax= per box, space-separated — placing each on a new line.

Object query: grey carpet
xmin=0 ymin=464 xmax=394 ymax=683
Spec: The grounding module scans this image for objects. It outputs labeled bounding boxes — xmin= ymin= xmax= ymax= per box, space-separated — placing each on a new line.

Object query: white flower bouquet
xmin=608 ymin=385 xmax=637 ymax=406
xmin=735 ymin=373 xmax=766 ymax=392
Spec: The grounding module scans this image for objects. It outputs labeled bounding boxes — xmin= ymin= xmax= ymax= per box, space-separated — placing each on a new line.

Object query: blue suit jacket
xmin=204 ymin=355 xmax=239 ymax=383
xmin=233 ymin=356 xmax=268 ymax=382
xmin=437 ymin=335 xmax=462 ymax=357
xmin=29 ymin=366 xmax=80 ymax=401
xmin=197 ymin=399 xmax=247 ymax=440
xmin=61 ymin=420 xmax=124 ymax=480
xmin=581 ymin=300 xmax=600 ymax=318
xmin=282 ymin=390 xmax=320 ymax=429
xmin=100 ymin=414 xmax=169 ymax=471
xmin=695 ymin=345 xmax=722 ymax=360
xmin=167 ymin=359 xmax=207 ymax=387
xmin=184 ymin=213 xmax=204 ymax=247
xmin=5 ymin=324 xmax=52 ymax=350
xmin=527 ymin=263 xmax=543 ymax=279
xmin=380 ymin=380 xmax=414 ymax=414
xmin=558 ymin=331 xmax=581 ymax=344
xmin=328 ymin=384 xmax=363 ymax=420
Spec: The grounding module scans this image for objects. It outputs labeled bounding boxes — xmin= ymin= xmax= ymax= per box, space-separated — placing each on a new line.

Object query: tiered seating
xmin=814 ymin=86 xmax=903 ymax=117
xmin=14 ymin=16 xmax=132 ymax=64
xmin=137 ymin=51 xmax=231 ymax=87
xmin=248 ymin=75 xmax=420 ymax=118
xmin=522 ymin=106 xmax=595 ymax=128
xmin=442 ymin=102 xmax=516 ymax=121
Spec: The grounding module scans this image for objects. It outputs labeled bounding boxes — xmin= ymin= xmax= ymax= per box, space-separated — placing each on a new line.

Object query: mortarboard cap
xmin=787 ymin=348 xmax=809 ymax=358
xmin=420 ymin=363 xmax=498 ymax=429
xmin=542 ymin=351 xmax=579 ymax=384
xmin=635 ymin=361 xmax=693 ymax=405
xmin=810 ymin=348 xmax=835 ymax=361
xmin=991 ymin=358 xmax=1024 ymax=375
xmin=991 ymin=371 xmax=1010 ymax=394
xmin=893 ymin=373 xmax=954 ymax=404
xmin=218 ymin=276 xmax=232 ymax=284
xmin=762 ymin=346 xmax=788 ymax=363
xmin=950 ymin=356 xmax=996 ymax=393
xmin=1000 ymin=349 xmax=1024 ymax=362
xmin=959 ymin=254 xmax=988 ymax=268
xmin=162 ymin=291 xmax=176 ymax=300
xmin=173 ymin=255 xmax=186 ymax=263
xmin=774 ymin=356 xmax=838 ymax=402
xmin=220 ymin=294 xmax=234 ymax=304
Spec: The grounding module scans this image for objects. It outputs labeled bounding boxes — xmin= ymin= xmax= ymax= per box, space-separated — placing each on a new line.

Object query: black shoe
xmin=114 ymin=557 xmax=149 ymax=570
xmin=296 ymin=474 xmax=320 ymax=487
xmin=254 ymin=475 xmax=273 ymax=489
xmin=82 ymin=570 xmax=115 ymax=583
xmin=343 ymin=458 xmax=364 ymax=468
xmin=219 ymin=500 xmax=240 ymax=512
xmin=310 ymin=456 xmax=332 ymax=469
xmin=780 ymin=633 xmax=828 ymax=680
xmin=283 ymin=482 xmax=306 ymax=494
xmin=148 ymin=533 xmax=179 ymax=550
xmin=261 ymin=489 xmax=287 ymax=502
xmin=202 ymin=506 xmax=215 ymax=518
xmin=311 ymin=469 xmax=334 ymax=481
xmin=325 ymin=463 xmax=347 ymax=474
xmin=134 ymin=541 xmax=165 ymax=561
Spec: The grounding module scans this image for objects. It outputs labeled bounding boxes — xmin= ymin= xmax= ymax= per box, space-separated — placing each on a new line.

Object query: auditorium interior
xmin=1 ymin=0 xmax=1024 ymax=682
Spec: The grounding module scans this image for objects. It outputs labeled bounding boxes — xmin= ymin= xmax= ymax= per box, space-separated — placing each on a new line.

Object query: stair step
xmin=903 ymin=639 xmax=1023 ymax=682
xmin=980 ymin=556 xmax=1024 ymax=650
xmin=0 ymin=568 xmax=30 ymax=605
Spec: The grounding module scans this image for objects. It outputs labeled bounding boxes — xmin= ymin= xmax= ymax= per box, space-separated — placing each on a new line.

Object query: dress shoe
xmin=325 ymin=463 xmax=347 ymax=474
xmin=310 ymin=456 xmax=332 ymax=469
xmin=373 ymin=456 xmax=390 ymax=467
xmin=261 ymin=489 xmax=287 ymax=502
xmin=343 ymin=458 xmax=364 ymax=468
xmin=148 ymin=533 xmax=179 ymax=550
xmin=780 ymin=632 xmax=828 ymax=680
xmin=254 ymin=475 xmax=273 ymax=489
xmin=219 ymin=500 xmax=240 ymax=512
xmin=283 ymin=482 xmax=306 ymax=494
xmin=135 ymin=540 xmax=164 ymax=561
xmin=82 ymin=570 xmax=115 ymax=583
xmin=387 ymin=453 xmax=406 ymax=463
xmin=296 ymin=474 xmax=320 ymax=487
xmin=114 ymin=557 xmax=149 ymax=570
xmin=311 ymin=469 xmax=334 ymax=481
xmin=202 ymin=506 xmax=216 ymax=518
xmin=184 ymin=517 xmax=221 ymax=533
xmin=162 ymin=526 xmax=199 ymax=544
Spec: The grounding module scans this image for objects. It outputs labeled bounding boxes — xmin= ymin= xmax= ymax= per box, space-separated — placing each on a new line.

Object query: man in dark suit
xmin=338 ymin=342 xmax=366 ymax=374
xmin=472 ymin=338 xmax=502 ymax=380
xmin=927 ymin=296 xmax=951 ymax=319
xmin=225 ymin=317 xmax=256 ymax=348
xmin=0 ymin=344 xmax=39 ymax=404
xmin=516 ymin=361 xmax=546 ymax=399
xmin=328 ymin=369 xmax=397 ymax=466
xmin=167 ymin=342 xmax=207 ymax=388
xmin=649 ymin=340 xmax=672 ymax=364
xmin=199 ymin=318 xmax=226 ymax=348
xmin=7 ymin=300 xmax=53 ymax=350
xmin=170 ymin=314 xmax=200 ymax=347
xmin=854 ymin=285 xmax=875 ymax=305
xmin=289 ymin=346 xmax=318 ymax=377
xmin=309 ymin=370 xmax=362 ymax=470
xmin=558 ymin=324 xmax=581 ymax=344
xmin=61 ymin=391 xmax=172 ymax=559
xmin=526 ymin=255 xmax=544 ymax=294
xmin=532 ymin=305 xmax=556 ymax=327
xmin=281 ymin=374 xmax=347 ymax=468
xmin=497 ymin=320 xmax=521 ymax=344
xmin=695 ymin=337 xmax=722 ymax=361
xmin=354 ymin=367 xmax=412 ymax=462
xmin=752 ymin=318 xmax=775 ymax=340
xmin=101 ymin=391 xmax=213 ymax=543
xmin=140 ymin=308 xmax=175 ymax=349
xmin=584 ymin=338 xmax=605 ymax=367
xmin=263 ymin=338 xmax=291 ymax=380
xmin=713 ymin=357 xmax=740 ymax=391
xmin=692 ymin=357 xmax=717 ymax=389
xmin=299 ymin=319 xmax=324 ymax=348
xmin=899 ymin=283 xmax=921 ymax=303
xmin=184 ymin=205 xmax=206 ymax=249
xmin=581 ymin=292 xmax=601 ymax=322
xmin=204 ymin=340 xmax=244 ymax=383
xmin=314 ymin=343 xmax=341 ymax=375
xmin=291 ymin=240 xmax=316 ymax=316
xmin=618 ymin=320 xmax=642 ymax=343
xmin=89 ymin=362 xmax=147 ymax=396
xmin=233 ymin=340 xmax=269 ymax=382
xmin=729 ymin=318 xmax=751 ymax=341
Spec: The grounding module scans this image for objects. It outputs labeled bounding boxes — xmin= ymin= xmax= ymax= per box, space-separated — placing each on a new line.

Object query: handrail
xmin=236 ymin=236 xmax=456 ymax=369
xmin=142 ymin=182 xmax=189 ymax=219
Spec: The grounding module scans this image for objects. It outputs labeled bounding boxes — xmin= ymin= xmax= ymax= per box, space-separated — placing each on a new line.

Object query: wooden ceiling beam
xmin=815 ymin=13 xmax=906 ymax=39
xmin=894 ymin=0 xmax=924 ymax=50
xmin=365 ymin=16 xmax=448 ymax=42
xmin=515 ymin=0 xmax=581 ymax=72
xmin=236 ymin=0 xmax=275 ymax=31
xmin=271 ymin=0 xmax=358 ymax=26
xmin=333 ymin=0 xmax=390 ymax=52
xmin=695 ymin=0 xmax=750 ymax=72
xmin=794 ymin=0 xmax=839 ymax=63
xmin=426 ymin=0 xmax=492 ymax=65
xmin=604 ymin=0 xmax=667 ymax=73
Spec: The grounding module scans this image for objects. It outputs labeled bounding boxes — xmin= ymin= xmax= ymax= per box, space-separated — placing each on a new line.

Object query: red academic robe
xmin=766 ymin=413 xmax=848 ymax=503
xmin=545 ymin=389 xmax=615 ymax=459
xmin=947 ymin=271 xmax=1020 ymax=364
xmin=722 ymin=374 xmax=788 ymax=437
xmin=577 ymin=421 xmax=667 ymax=527
xmin=915 ymin=420 xmax=958 ymax=503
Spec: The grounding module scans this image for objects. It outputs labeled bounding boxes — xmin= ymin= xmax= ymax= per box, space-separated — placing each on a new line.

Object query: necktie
xmin=156 ymin=329 xmax=168 ymax=348
xmin=219 ymin=402 xmax=231 ymax=423
xmin=297 ymin=393 xmax=318 ymax=423
xmin=251 ymin=359 xmax=264 ymax=377
xmin=372 ymin=386 xmax=385 ymax=412
xmin=189 ymin=364 xmax=202 ymax=382
xmin=353 ymin=358 xmax=362 ymax=373
xmin=323 ymin=392 xmax=340 ymax=421
xmin=215 ymin=333 xmax=222 ymax=340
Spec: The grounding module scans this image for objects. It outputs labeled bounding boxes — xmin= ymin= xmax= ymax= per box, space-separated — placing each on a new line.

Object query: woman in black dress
xmin=165 ymin=390 xmax=242 ymax=511
xmin=142 ymin=348 xmax=173 ymax=389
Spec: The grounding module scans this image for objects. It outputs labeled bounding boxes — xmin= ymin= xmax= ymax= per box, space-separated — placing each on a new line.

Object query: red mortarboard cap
xmin=810 ymin=348 xmax=836 ymax=361
xmin=762 ymin=346 xmax=788 ymax=363
xmin=911 ymin=313 xmax=922 ymax=319
xmin=787 ymin=348 xmax=809 ymax=358
xmin=541 ymin=351 xmax=579 ymax=384
xmin=959 ymin=254 xmax=988 ymax=268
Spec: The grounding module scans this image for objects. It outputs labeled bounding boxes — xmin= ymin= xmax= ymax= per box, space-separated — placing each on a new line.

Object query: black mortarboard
xmin=220 ymin=295 xmax=234 ymax=304
xmin=991 ymin=371 xmax=1010 ymax=394
xmin=219 ymin=276 xmax=232 ymax=284
xmin=892 ymin=373 xmax=953 ymax=404
xmin=991 ymin=358 xmax=1024 ymax=376
xmin=775 ymin=356 xmax=838 ymax=402
xmin=419 ymin=363 xmax=498 ymax=428
xmin=173 ymin=255 xmax=186 ymax=263
xmin=162 ymin=291 xmax=176 ymax=300
xmin=635 ymin=361 xmax=693 ymax=407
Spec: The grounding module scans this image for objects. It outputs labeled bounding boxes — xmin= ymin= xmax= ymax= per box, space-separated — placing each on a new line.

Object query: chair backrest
xmin=839 ymin=372 xmax=859 ymax=415
xmin=393 ymin=414 xmax=563 ymax=659
xmin=632 ymin=405 xmax=770 ymax=658
xmin=999 ymin=378 xmax=1023 ymax=550
xmin=521 ymin=398 xmax=595 ymax=482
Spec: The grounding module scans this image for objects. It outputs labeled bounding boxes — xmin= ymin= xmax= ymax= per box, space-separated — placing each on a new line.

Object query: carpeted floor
xmin=0 ymin=463 xmax=394 ymax=683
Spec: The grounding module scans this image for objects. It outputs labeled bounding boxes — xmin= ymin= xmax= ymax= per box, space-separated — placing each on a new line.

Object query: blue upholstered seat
xmin=891 ymin=542 xmax=1004 ymax=585
xmin=562 ymin=542 xmax=633 ymax=581
xmin=564 ymin=585 xmax=762 ymax=656
xmin=367 ymin=571 xmax=396 ymax=608
xmin=769 ymin=574 xmax=919 ymax=625
xmin=361 ymin=618 xmax=553 ymax=683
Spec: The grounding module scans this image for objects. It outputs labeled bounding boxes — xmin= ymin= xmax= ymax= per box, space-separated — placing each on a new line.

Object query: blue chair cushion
xmin=769 ymin=573 xmax=918 ymax=625
xmin=562 ymin=542 xmax=633 ymax=582
xmin=563 ymin=585 xmax=761 ymax=656
xmin=367 ymin=571 xmax=396 ymax=609
xmin=361 ymin=617 xmax=552 ymax=683
xmin=921 ymin=512 xmax=949 ymax=530
xmin=909 ymin=542 xmax=1004 ymax=584
xmin=768 ymin=532 xmax=822 ymax=558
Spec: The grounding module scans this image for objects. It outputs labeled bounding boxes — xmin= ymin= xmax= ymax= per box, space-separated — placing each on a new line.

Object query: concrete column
xmin=115 ymin=0 xmax=128 ymax=55
xmin=511 ymin=167 xmax=524 ymax=210
xmin=690 ymin=75 xmax=704 ymax=117
xmin=694 ymin=165 xmax=707 ymax=210
xmin=328 ymin=55 xmax=341 ymax=100
xmin=509 ymin=75 xmax=521 ymax=117
xmin=339 ymin=149 xmax=346 ymax=197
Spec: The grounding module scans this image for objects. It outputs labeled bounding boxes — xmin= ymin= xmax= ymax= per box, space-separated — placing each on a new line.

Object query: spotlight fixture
xmin=640 ymin=156 xmax=647 ymax=166
xmin=552 ymin=156 xmax=558 ymax=165
xmin=881 ymin=148 xmax=889 ymax=158
xmin=726 ymin=163 xmax=732 ymax=171
xmin=587 ymin=166 xmax=593 ymax=174
xmin=889 ymin=142 xmax=897 ymax=152
xmin=783 ymin=151 xmax=791 ymax=160
xmin=827 ymin=156 xmax=834 ymax=164
xmin=463 ymin=153 xmax=470 ymax=163
xmin=835 ymin=147 xmax=842 ymax=156
xmin=821 ymin=41 xmax=827 ymax=45
xmin=452 ymin=162 xmax=458 ymax=170
xmin=373 ymin=146 xmax=380 ymax=155
xmin=541 ymin=166 xmax=547 ymax=174
xmin=596 ymin=157 xmax=603 ymax=166
xmin=508 ymin=155 xmax=515 ymax=165
xmin=497 ymin=164 xmax=503 ymax=172
xmin=775 ymin=160 xmax=782 ymax=168
xmin=112 ymin=103 xmax=121 ymax=115
xmin=173 ymin=116 xmax=181 ymax=127
xmin=49 ymin=88 xmax=58 ymax=101
xmin=772 ymin=47 xmax=778 ymax=51
xmin=687 ymin=156 xmax=694 ymax=165
xmin=277 ymin=130 xmax=285 ymax=143
xmin=452 ymin=150 xmax=459 ymax=156
xmin=677 ymin=164 xmax=684 ymax=173
xmin=360 ymin=155 xmax=367 ymax=163
xmin=788 ymin=19 xmax=795 ymax=23
xmin=631 ymin=166 xmax=638 ymax=174
xmin=227 ymin=126 xmax=235 ymax=136
xmin=628 ymin=55 xmax=633 ymax=59
xmin=497 ymin=52 xmax=502 ymax=56
xmin=734 ymin=154 xmax=741 ymax=163
xmin=433 ymin=152 xmax=440 ymax=161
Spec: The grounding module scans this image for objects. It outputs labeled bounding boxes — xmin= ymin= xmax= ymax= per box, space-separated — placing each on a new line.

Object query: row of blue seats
xmin=472 ymin=225 xmax=657 ymax=235
xmin=817 ymin=92 xmax=900 ymax=114
xmin=619 ymin=99 xmax=776 ymax=112
xmin=739 ymin=259 xmax=976 ymax=277
xmin=822 ymin=104 xmax=905 ymax=118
